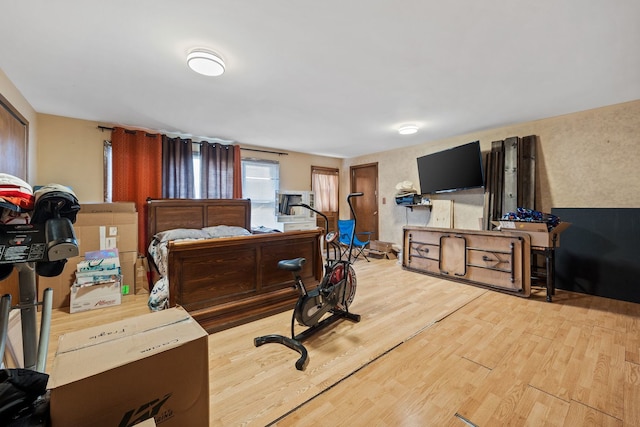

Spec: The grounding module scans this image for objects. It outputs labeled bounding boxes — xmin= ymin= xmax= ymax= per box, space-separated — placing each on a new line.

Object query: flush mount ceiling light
xmin=187 ymin=49 xmax=225 ymax=76
xmin=398 ymin=124 xmax=419 ymax=135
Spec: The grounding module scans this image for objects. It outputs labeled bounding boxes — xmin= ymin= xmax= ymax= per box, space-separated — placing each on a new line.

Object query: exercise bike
xmin=253 ymin=192 xmax=364 ymax=370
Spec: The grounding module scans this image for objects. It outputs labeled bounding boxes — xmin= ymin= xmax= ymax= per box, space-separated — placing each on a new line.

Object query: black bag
xmin=0 ymin=369 xmax=50 ymax=426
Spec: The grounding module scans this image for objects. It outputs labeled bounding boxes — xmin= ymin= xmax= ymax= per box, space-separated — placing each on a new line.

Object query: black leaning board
xmin=552 ymin=208 xmax=640 ymax=303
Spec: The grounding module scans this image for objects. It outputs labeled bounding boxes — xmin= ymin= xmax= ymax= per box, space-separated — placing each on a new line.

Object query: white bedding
xmin=148 ymin=225 xmax=251 ymax=310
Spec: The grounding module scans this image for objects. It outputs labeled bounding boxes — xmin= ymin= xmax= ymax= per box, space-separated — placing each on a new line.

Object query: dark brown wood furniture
xmin=403 ymin=226 xmax=532 ymax=297
xmin=147 ymin=198 xmax=323 ymax=333
xmin=0 ymin=93 xmax=29 ymax=302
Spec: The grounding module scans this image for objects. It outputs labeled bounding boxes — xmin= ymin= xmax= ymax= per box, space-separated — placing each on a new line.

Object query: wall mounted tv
xmin=416 ymin=141 xmax=484 ymax=194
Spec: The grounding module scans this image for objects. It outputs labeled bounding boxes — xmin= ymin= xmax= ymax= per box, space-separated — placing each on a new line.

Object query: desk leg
xmin=545 ymin=248 xmax=554 ymax=302
xmin=550 ymin=248 xmax=556 ymax=296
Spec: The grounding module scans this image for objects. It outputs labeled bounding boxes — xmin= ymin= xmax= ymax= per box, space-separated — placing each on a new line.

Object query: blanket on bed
xmin=147 ymin=225 xmax=252 ymax=310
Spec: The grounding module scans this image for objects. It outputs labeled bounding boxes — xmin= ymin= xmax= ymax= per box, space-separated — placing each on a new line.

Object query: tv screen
xmin=416 ymin=141 xmax=484 ymax=194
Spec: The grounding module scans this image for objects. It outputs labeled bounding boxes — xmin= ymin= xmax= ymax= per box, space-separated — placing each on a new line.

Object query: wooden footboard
xmin=147 ymin=197 xmax=322 ymax=333
xmin=167 ymin=230 xmax=322 ymax=333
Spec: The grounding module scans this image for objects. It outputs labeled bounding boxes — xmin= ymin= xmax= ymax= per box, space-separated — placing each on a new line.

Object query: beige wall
xmin=33 ymin=115 xmax=342 ymax=203
xmin=37 ymin=114 xmax=107 ymax=202
xmin=343 ymin=99 xmax=640 ymax=246
xmin=0 ymin=69 xmax=38 ymax=183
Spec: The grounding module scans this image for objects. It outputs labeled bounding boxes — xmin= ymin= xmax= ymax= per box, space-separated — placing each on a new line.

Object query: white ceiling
xmin=1 ymin=1 xmax=639 ymax=158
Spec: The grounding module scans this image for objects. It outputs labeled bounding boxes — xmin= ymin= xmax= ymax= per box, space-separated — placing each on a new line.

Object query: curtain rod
xmin=98 ymin=125 xmax=289 ymax=155
xmin=240 ymin=148 xmax=288 ymax=156
xmin=97 ymin=125 xmax=156 ymax=137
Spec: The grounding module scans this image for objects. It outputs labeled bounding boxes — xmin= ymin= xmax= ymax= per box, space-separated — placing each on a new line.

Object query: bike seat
xmin=277 ymin=258 xmax=306 ymax=272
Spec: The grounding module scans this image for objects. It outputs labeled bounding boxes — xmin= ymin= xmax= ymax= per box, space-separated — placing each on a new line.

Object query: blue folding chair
xmin=337 ymin=219 xmax=371 ymax=262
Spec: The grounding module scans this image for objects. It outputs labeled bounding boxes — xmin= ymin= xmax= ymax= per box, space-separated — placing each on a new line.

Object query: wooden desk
xmin=403 ymin=227 xmax=532 ymax=297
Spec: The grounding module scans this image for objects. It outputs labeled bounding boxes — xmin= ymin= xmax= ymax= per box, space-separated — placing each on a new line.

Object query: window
xmin=103 ymin=140 xmax=112 ymax=202
xmin=311 ymin=166 xmax=339 ymax=212
xmin=242 ymin=158 xmax=280 ymax=228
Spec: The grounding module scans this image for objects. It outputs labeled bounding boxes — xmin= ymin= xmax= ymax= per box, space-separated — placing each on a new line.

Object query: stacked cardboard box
xmin=491 ymin=220 xmax=571 ymax=248
xmin=37 ymin=202 xmax=138 ymax=309
xmin=70 ymin=249 xmax=122 ymax=313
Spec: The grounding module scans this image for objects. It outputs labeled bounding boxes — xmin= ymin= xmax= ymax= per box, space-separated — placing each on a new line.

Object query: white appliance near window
xmin=274 ymin=190 xmax=317 ymax=231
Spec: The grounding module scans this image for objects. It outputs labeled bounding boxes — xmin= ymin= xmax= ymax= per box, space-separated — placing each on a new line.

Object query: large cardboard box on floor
xmin=48 ymin=306 xmax=209 ymax=427
xmin=492 ymin=221 xmax=571 ymax=248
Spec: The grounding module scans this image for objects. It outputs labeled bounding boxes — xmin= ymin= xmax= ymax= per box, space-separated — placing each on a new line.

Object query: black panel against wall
xmin=552 ymin=208 xmax=640 ymax=303
xmin=518 ymin=135 xmax=536 ymax=209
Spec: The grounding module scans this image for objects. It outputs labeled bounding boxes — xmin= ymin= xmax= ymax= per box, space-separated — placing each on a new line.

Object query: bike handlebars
xmin=292 ymin=192 xmax=364 ymax=262
xmin=346 ymin=192 xmax=363 ymax=219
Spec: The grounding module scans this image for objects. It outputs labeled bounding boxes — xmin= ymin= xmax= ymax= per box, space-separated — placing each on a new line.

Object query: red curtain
xmin=111 ymin=127 xmax=162 ymax=254
xmin=233 ymin=145 xmax=242 ymax=198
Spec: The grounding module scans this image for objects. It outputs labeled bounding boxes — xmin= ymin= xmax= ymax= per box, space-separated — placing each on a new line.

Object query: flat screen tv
xmin=416 ymin=141 xmax=484 ymax=194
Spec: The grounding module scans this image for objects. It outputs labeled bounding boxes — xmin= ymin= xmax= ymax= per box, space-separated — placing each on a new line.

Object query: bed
xmin=147 ymin=198 xmax=323 ymax=333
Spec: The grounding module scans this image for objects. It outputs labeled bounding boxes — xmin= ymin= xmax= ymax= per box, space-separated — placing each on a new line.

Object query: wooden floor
xmin=44 ymin=258 xmax=640 ymax=426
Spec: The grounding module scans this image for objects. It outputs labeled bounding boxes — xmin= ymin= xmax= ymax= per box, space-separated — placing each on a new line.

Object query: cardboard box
xmin=69 ymin=279 xmax=122 ymax=313
xmin=49 ymin=307 xmax=209 ymax=427
xmin=370 ymin=240 xmax=394 ymax=253
xmin=80 ymin=202 xmax=136 ymax=213
xmin=493 ymin=221 xmax=571 ymax=248
xmin=38 ymin=250 xmax=138 ymax=308
xmin=368 ymin=240 xmax=397 ymax=259
xmin=135 ymin=255 xmax=150 ymax=295
xmin=119 ymin=251 xmax=137 ymax=297
xmin=73 ymin=216 xmax=138 ymax=254
xmin=74 ymin=202 xmax=138 ymax=254
xmin=37 ymin=256 xmax=78 ymax=308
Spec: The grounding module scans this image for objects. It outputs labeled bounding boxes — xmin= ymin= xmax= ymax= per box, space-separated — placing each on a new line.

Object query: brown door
xmin=350 ymin=163 xmax=378 ymax=241
xmin=0 ymin=94 xmax=29 ymax=180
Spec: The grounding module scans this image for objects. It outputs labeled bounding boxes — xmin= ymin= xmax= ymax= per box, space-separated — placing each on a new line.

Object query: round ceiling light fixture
xmin=187 ymin=48 xmax=226 ymax=76
xmin=398 ymin=124 xmax=419 ymax=135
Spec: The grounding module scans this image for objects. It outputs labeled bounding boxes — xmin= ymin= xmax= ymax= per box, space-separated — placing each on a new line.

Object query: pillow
xmin=153 ymin=228 xmax=210 ymax=243
xmin=203 ymin=225 xmax=251 ymax=238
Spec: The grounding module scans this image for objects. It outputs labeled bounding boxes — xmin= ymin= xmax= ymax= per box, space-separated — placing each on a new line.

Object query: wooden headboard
xmin=147 ymin=198 xmax=251 ymax=245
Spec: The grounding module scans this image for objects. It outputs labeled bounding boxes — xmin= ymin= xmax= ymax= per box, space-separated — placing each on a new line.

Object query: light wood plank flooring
xmin=44 ymin=258 xmax=640 ymax=426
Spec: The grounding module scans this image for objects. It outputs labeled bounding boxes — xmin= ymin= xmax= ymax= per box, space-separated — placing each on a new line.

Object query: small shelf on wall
xmin=402 ymin=203 xmax=432 ymax=211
